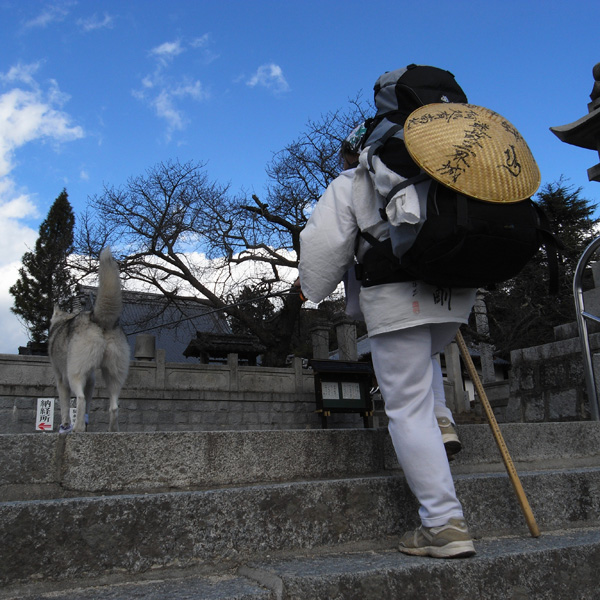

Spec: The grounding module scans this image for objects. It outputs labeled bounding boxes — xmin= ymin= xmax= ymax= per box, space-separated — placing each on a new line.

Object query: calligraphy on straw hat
xmin=404 ymin=103 xmax=540 ymax=203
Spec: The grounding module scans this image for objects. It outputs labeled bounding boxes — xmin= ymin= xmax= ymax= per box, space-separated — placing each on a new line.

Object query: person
xmin=297 ymin=120 xmax=477 ymax=559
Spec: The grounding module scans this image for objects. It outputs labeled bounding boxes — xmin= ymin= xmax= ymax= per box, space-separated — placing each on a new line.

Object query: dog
xmin=49 ymin=247 xmax=130 ymax=433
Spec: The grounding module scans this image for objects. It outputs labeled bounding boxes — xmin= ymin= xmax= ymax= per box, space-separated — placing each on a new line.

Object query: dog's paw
xmin=59 ymin=423 xmax=73 ymax=434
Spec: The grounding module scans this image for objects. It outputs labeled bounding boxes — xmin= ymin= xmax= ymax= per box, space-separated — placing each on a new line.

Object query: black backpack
xmin=357 ymin=65 xmax=562 ymax=291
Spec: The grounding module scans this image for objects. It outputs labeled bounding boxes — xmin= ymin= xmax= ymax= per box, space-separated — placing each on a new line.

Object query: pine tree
xmin=10 ymin=189 xmax=76 ymax=346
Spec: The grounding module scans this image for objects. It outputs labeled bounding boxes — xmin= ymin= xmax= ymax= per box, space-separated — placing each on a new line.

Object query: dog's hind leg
xmin=102 ymin=332 xmax=130 ymax=432
xmin=56 ymin=378 xmax=73 ymax=434
xmin=102 ymin=367 xmax=124 ymax=432
xmin=70 ymin=372 xmax=94 ymax=433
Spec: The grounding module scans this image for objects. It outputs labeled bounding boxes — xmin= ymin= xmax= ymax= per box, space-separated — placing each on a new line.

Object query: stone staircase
xmin=2 ymin=422 xmax=600 ymax=599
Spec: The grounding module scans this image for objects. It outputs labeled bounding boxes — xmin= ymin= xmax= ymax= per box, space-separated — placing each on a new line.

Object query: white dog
xmin=49 ymin=248 xmax=130 ymax=433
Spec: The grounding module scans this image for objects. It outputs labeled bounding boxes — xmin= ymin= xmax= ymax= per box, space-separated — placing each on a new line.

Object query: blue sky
xmin=1 ymin=0 xmax=600 ymax=353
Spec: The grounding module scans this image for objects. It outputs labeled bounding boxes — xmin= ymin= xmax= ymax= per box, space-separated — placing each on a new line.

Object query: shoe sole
xmin=441 ymin=429 xmax=462 ymax=458
xmin=399 ymin=540 xmax=476 ymax=559
xmin=444 ymin=440 xmax=462 ymax=457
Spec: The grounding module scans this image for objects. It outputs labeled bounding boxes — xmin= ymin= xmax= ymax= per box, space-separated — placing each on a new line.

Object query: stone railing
xmin=1 ymin=352 xmax=365 ymax=434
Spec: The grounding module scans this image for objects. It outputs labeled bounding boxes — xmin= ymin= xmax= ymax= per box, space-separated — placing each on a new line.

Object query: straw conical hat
xmin=403 ymin=103 xmax=540 ymax=203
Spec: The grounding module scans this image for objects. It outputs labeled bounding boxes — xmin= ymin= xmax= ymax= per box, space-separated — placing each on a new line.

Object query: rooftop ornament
xmin=550 ymin=62 xmax=600 ymax=182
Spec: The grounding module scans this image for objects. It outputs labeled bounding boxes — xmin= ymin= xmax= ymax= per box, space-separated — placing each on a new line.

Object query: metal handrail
xmin=573 ymin=236 xmax=600 ymax=421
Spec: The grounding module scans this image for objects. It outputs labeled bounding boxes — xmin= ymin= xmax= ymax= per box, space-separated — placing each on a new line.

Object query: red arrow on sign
xmin=37 ymin=422 xmax=52 ymax=431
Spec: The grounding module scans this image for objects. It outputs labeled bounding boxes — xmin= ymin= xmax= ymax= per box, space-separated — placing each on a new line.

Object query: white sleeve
xmin=299 ymin=172 xmax=358 ymax=303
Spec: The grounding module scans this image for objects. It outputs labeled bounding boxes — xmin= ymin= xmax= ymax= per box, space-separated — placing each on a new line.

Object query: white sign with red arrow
xmin=36 ymin=397 xmax=55 ymax=432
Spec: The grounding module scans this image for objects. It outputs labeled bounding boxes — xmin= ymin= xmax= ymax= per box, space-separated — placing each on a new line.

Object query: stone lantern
xmin=550 ymin=62 xmax=600 ymax=420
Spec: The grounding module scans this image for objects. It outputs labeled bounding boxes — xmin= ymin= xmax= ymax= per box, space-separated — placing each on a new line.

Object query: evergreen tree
xmin=482 ymin=179 xmax=599 ymax=358
xmin=10 ymin=189 xmax=76 ymax=345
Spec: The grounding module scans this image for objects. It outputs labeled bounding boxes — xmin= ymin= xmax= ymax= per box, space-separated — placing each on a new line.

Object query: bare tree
xmin=75 ymin=98 xmax=372 ymax=365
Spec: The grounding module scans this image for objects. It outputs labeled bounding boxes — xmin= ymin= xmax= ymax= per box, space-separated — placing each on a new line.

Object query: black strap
xmin=378 ymin=172 xmax=430 ymax=221
xmin=360 ymin=231 xmax=396 ymax=262
xmin=366 ymin=124 xmax=403 ymax=172
xmin=456 ymin=194 xmax=469 ymax=228
xmin=356 ymin=239 xmax=414 ymax=287
xmin=386 ymin=172 xmax=430 ymax=205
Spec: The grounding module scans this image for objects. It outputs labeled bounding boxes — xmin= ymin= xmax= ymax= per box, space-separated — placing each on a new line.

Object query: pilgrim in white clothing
xmin=299 ymin=163 xmax=477 ymax=527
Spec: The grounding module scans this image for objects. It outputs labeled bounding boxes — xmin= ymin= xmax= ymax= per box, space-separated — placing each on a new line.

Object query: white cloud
xmin=172 ymin=79 xmax=209 ymax=101
xmin=0 ymin=62 xmax=42 ymax=87
xmin=0 ymin=86 xmax=84 ymax=178
xmin=135 ymin=38 xmax=213 ymax=138
xmin=0 ymin=187 xmax=39 ymax=353
xmin=0 ymin=263 xmax=31 ymax=353
xmin=246 ymin=63 xmax=290 ymax=94
xmin=0 ymin=64 xmax=84 ymax=353
xmin=23 ymin=1 xmax=74 ymax=29
xmin=77 ymin=13 xmax=114 ymax=32
xmin=191 ymin=34 xmax=210 ymax=49
xmin=191 ymin=34 xmax=219 ymax=64
xmin=150 ymin=40 xmax=185 ymax=66
xmin=147 ymin=81 xmax=209 ymax=139
xmin=152 ymin=90 xmax=185 ymax=134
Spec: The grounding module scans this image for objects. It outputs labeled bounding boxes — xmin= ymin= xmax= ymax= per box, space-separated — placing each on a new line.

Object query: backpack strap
xmin=355 ymin=236 xmax=414 ymax=287
xmin=377 ymin=172 xmax=431 ymax=221
xmin=366 ymin=124 xmax=403 ymax=172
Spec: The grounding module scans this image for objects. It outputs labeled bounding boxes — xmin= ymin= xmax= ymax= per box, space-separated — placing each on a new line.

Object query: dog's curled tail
xmin=92 ymin=247 xmax=123 ymax=329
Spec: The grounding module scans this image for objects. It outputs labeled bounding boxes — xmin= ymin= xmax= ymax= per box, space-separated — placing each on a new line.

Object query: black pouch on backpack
xmin=397 ymin=182 xmax=557 ymax=289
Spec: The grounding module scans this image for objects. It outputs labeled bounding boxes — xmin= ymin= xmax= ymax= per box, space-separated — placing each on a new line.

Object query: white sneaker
xmin=437 ymin=417 xmax=462 ymax=459
xmin=399 ymin=518 xmax=476 ymax=558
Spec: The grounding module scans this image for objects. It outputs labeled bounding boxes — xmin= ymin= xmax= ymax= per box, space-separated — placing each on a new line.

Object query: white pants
xmin=370 ymin=323 xmax=464 ymax=527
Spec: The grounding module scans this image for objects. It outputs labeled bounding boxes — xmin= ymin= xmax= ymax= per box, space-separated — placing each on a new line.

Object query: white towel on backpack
xmin=354 ymin=151 xmax=421 ymax=226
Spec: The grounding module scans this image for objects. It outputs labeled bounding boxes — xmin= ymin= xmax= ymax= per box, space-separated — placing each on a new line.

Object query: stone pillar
xmin=474 ymin=291 xmax=496 ymax=383
xmin=443 ymin=342 xmax=468 ymax=413
xmin=156 ymin=348 xmax=166 ymax=389
xmin=228 ymin=353 xmax=239 ymax=391
xmin=134 ymin=334 xmax=156 ymax=360
xmin=334 ymin=313 xmax=357 ymax=361
xmin=310 ymin=321 xmax=330 ymax=360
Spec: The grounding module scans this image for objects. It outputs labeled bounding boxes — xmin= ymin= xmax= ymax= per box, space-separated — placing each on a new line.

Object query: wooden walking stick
xmin=455 ymin=329 xmax=540 ymax=538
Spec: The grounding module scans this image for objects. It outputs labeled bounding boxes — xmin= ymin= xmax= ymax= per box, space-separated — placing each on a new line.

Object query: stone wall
xmin=0 ymin=352 xmax=363 ymax=434
xmin=3 ymin=324 xmax=595 ymax=432
xmin=507 ymin=331 xmax=599 ymax=422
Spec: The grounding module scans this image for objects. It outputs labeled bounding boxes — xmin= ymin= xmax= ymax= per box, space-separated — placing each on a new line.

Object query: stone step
xmin=239 ymin=527 xmax=600 ymax=600
xmin=4 ymin=527 xmax=600 ymax=600
xmin=3 ymin=465 xmax=600 ymax=587
xmin=0 ymin=570 xmax=273 ymax=600
xmin=3 ymin=422 xmax=600 ymax=501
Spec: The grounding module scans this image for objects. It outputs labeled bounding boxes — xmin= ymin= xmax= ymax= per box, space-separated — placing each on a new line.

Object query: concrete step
xmin=239 ymin=527 xmax=600 ymax=600
xmin=3 ymin=422 xmax=600 ymax=592
xmin=3 ymin=422 xmax=600 ymax=501
xmin=0 ymin=569 xmax=274 ymax=600
xmin=3 ymin=466 xmax=600 ymax=587
xmin=4 ymin=527 xmax=600 ymax=599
